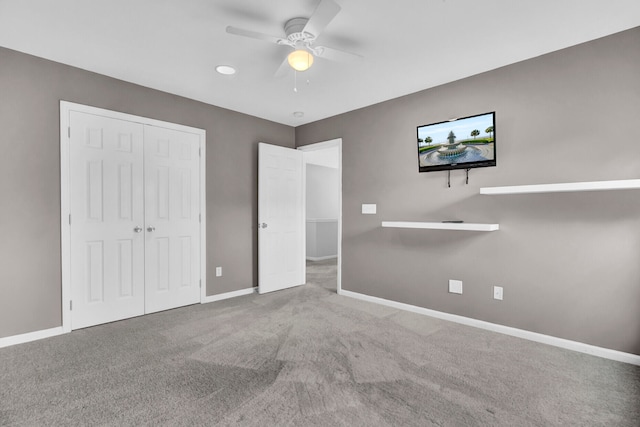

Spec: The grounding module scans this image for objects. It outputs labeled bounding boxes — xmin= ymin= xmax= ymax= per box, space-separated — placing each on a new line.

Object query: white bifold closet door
xmin=69 ymin=112 xmax=145 ymax=329
xmin=143 ymin=125 xmax=201 ymax=314
xmin=69 ymin=112 xmax=200 ymax=330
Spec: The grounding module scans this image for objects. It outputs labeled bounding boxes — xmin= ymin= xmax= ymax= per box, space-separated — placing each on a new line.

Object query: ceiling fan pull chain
xmin=294 ymin=70 xmax=298 ymax=92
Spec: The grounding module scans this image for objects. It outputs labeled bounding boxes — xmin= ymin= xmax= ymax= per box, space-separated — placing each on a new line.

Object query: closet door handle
xmin=147 ymin=226 xmax=156 ymax=232
xmin=133 ymin=226 xmax=143 ymax=233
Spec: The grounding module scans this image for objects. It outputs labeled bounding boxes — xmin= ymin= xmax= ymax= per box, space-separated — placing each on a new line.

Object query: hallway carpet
xmin=1 ymin=259 xmax=639 ymax=425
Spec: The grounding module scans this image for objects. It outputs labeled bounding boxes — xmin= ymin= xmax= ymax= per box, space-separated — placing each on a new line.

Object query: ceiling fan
xmin=225 ymin=0 xmax=362 ymax=76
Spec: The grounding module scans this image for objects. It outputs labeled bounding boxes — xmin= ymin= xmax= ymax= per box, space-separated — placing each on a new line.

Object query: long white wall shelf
xmin=480 ymin=179 xmax=640 ymax=195
xmin=381 ymin=221 xmax=499 ymax=232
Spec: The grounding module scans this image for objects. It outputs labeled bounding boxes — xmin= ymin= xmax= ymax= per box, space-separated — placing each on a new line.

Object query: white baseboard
xmin=339 ymin=289 xmax=640 ymax=366
xmin=306 ymin=255 xmax=338 ymax=261
xmin=202 ymin=287 xmax=257 ymax=303
xmin=1 ymin=289 xmax=258 ymax=349
xmin=0 ymin=327 xmax=65 ymax=349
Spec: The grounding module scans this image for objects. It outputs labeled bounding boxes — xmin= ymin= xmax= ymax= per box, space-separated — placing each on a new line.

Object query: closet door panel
xmin=144 ymin=125 xmax=201 ymax=313
xmin=69 ymin=112 xmax=145 ymax=329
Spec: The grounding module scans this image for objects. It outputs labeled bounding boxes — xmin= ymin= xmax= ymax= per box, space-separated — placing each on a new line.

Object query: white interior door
xmin=258 ymin=142 xmax=305 ymax=294
xmin=69 ymin=112 xmax=145 ymax=329
xmin=144 ymin=125 xmax=201 ymax=313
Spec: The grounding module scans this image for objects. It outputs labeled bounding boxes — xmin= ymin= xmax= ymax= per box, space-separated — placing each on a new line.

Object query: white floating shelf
xmin=381 ymin=221 xmax=499 ymax=232
xmin=480 ymin=179 xmax=640 ymax=195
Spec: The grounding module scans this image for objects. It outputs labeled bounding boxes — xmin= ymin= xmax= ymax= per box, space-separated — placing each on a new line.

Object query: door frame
xmin=297 ymin=138 xmax=342 ymax=294
xmin=60 ymin=101 xmax=207 ymax=333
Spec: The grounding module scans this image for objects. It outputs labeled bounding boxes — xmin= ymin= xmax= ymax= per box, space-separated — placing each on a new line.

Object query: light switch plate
xmin=362 ymin=204 xmax=377 ymax=214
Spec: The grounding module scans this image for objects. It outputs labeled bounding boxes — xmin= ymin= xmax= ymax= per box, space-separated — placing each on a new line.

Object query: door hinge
xmin=68 ymin=127 xmax=71 ymax=138
xmin=199 ymin=147 xmax=201 ymax=157
xmin=69 ymin=214 xmax=72 ymax=225
xmin=199 ymin=213 xmax=201 ymax=223
xmin=199 ymin=279 xmax=202 ymax=288
xmin=69 ymin=300 xmax=73 ymax=311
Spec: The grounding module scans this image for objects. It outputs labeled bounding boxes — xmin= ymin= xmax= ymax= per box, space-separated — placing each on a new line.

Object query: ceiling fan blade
xmin=303 ymin=0 xmax=341 ymax=38
xmin=314 ymin=45 xmax=363 ymax=63
xmin=274 ymin=56 xmax=291 ymax=78
xmin=226 ymin=26 xmax=284 ymax=45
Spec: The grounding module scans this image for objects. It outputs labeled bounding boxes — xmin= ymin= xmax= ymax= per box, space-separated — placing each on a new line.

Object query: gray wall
xmin=306 ymin=164 xmax=339 ymax=260
xmin=306 ymin=164 xmax=339 ymax=219
xmin=0 ymin=47 xmax=294 ymax=338
xmin=306 ymin=220 xmax=339 ymax=260
xmin=296 ymin=27 xmax=640 ymax=355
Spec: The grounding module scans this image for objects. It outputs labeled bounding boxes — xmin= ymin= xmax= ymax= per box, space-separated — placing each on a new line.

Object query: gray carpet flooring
xmin=1 ymin=258 xmax=639 ymax=426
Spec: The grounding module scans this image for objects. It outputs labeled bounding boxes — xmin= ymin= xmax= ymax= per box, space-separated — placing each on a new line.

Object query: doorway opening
xmin=298 ymin=139 xmax=342 ymax=294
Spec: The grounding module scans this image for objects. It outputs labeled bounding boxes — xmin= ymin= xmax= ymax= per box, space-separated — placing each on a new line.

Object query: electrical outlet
xmin=215 ymin=267 xmax=222 ymax=277
xmin=493 ymin=286 xmax=503 ymax=301
xmin=449 ymin=280 xmax=463 ymax=294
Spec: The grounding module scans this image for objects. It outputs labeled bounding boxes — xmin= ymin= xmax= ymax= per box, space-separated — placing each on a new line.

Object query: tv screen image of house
xmin=417 ymin=112 xmax=496 ymax=173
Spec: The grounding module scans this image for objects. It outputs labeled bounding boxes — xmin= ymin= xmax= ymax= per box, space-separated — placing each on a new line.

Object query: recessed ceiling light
xmin=215 ymin=65 xmax=236 ymax=75
xmin=293 ymin=111 xmax=304 ymax=118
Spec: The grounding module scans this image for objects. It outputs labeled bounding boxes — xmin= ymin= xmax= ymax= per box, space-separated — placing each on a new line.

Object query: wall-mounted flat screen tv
xmin=417 ymin=111 xmax=496 ymax=173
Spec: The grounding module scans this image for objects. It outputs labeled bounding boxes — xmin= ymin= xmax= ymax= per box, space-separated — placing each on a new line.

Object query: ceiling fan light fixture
xmin=287 ymin=49 xmax=314 ymax=71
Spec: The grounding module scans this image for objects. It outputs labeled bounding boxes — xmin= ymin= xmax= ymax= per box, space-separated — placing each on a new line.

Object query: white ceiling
xmin=1 ymin=0 xmax=639 ymax=127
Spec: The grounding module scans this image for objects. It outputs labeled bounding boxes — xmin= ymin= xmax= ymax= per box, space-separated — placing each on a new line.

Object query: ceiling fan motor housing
xmin=284 ymin=18 xmax=316 ymax=44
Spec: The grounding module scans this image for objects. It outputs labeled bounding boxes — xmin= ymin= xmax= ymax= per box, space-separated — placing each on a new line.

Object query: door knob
xmin=134 ymin=226 xmax=143 ymax=233
xmin=260 ymin=223 xmax=268 ymax=229
xmin=147 ymin=226 xmax=156 ymax=232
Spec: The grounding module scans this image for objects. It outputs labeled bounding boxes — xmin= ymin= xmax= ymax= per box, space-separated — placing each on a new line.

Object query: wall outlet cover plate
xmin=449 ymin=279 xmax=463 ymax=294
